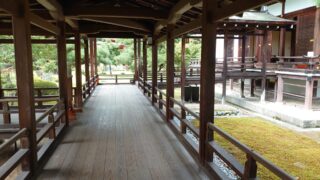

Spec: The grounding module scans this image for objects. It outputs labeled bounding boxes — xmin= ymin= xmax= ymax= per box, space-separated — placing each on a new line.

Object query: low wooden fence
xmin=137 ymin=78 xmax=295 ymax=179
xmin=0 ymin=100 xmax=66 ymax=179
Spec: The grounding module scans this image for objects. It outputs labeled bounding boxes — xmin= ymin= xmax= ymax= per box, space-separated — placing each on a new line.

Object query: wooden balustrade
xmin=98 ymin=74 xmax=134 ymax=84
xmin=138 ymin=80 xmax=294 ymax=179
xmin=0 ymin=99 xmax=66 ymax=179
xmin=207 ymin=123 xmax=295 ymax=179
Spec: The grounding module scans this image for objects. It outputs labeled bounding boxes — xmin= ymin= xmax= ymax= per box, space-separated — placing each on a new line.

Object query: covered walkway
xmin=38 ymin=85 xmax=209 ymax=180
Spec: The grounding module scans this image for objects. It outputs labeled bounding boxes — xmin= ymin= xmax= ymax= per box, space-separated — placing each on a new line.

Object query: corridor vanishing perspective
xmin=38 ymin=85 xmax=209 ymax=180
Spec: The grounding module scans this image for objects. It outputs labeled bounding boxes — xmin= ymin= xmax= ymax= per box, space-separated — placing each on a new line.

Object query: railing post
xmin=181 ymin=108 xmax=187 ymax=134
xmin=37 ymin=89 xmax=43 ymax=108
xmin=160 ymin=73 xmax=163 ymax=83
xmin=115 ymin=75 xmax=118 ymax=84
xmin=159 ymin=93 xmax=163 ymax=110
xmin=243 ymin=154 xmax=258 ymax=179
xmin=48 ymin=113 xmax=56 ymax=139
xmin=3 ymin=101 xmax=11 ymax=124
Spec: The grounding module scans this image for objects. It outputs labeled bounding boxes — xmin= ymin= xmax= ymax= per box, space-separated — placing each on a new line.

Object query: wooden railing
xmin=82 ymin=75 xmax=99 ymax=101
xmin=207 ymin=123 xmax=295 ymax=179
xmin=0 ymin=100 xmax=66 ymax=179
xmin=0 ymin=128 xmax=29 ymax=179
xmin=138 ymin=79 xmax=295 ymax=179
xmin=99 ymin=74 xmax=134 ymax=84
xmin=0 ymin=97 xmax=59 ymax=124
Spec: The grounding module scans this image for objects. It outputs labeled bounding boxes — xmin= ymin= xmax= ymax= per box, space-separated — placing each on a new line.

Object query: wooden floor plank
xmin=38 ymin=85 xmax=209 ymax=180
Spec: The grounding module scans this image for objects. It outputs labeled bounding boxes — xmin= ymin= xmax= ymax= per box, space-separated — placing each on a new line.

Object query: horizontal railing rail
xmin=207 ymin=123 xmax=295 ymax=179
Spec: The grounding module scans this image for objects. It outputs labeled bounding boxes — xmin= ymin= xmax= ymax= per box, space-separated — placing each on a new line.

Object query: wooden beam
xmin=36 ymin=0 xmax=79 ymax=29
xmin=89 ymin=38 xmax=95 ymax=78
xmin=212 ymin=0 xmax=278 ymax=21
xmin=154 ymin=0 xmax=202 ymax=35
xmin=199 ymin=0 xmax=216 ymax=165
xmin=11 ymin=0 xmax=37 ymax=175
xmin=172 ymin=17 xmax=201 ymax=38
xmin=83 ymin=17 xmax=151 ymax=32
xmin=0 ymin=0 xmax=18 ymax=15
xmin=65 ymin=6 xmax=168 ymax=20
xmin=87 ymin=32 xmax=143 ymax=38
xmin=36 ymin=0 xmax=63 ymax=20
xmin=0 ymin=39 xmax=74 ymax=44
xmin=29 ymin=12 xmax=59 ymax=34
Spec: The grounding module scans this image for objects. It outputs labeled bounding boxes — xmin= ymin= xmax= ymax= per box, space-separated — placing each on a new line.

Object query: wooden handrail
xmin=207 ymin=123 xmax=295 ymax=179
xmin=170 ymin=97 xmax=199 ymax=119
xmin=36 ymin=100 xmax=63 ymax=123
xmin=0 ymin=128 xmax=27 ymax=152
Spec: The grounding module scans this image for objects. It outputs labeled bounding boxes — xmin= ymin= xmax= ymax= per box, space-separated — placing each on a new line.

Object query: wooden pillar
xmin=12 ymin=0 xmax=37 ymax=173
xmin=143 ymin=37 xmax=147 ymax=93
xmin=222 ymin=32 xmax=228 ymax=104
xmin=74 ymin=30 xmax=83 ymax=108
xmin=305 ymin=79 xmax=314 ymax=109
xmin=241 ymin=35 xmax=246 ymax=98
xmin=84 ymin=37 xmax=90 ymax=83
xmin=89 ymin=38 xmax=95 ymax=78
xmin=166 ymin=24 xmax=175 ymax=121
xmin=200 ymin=0 xmax=216 ymax=164
xmin=94 ymin=38 xmax=98 ymax=76
xmin=137 ymin=39 xmax=141 ymax=78
xmin=57 ymin=21 xmax=69 ymax=126
xmin=152 ymin=37 xmax=158 ymax=104
xmin=276 ymin=75 xmax=284 ymax=103
xmin=134 ymin=38 xmax=138 ymax=82
xmin=314 ymin=5 xmax=320 ymax=56
xmin=260 ymin=31 xmax=268 ymax=102
xmin=181 ymin=37 xmax=186 ymax=101
xmin=279 ymin=1 xmax=286 ymax=56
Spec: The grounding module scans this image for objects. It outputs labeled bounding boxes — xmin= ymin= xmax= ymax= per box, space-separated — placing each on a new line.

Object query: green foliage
xmin=34 ymin=77 xmax=58 ymax=95
xmin=316 ymin=0 xmax=320 ymax=7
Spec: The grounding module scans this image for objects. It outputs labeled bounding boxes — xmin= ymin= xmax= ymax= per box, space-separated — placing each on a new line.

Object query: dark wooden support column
xmin=241 ymin=35 xmax=246 ymax=98
xmin=260 ymin=31 xmax=268 ymax=102
xmin=166 ymin=24 xmax=175 ymax=122
xmin=137 ymin=39 xmax=141 ymax=78
xmin=94 ymin=38 xmax=98 ymax=76
xmin=57 ymin=21 xmax=69 ymax=126
xmin=12 ymin=0 xmax=37 ymax=174
xmin=279 ymin=1 xmax=286 ymax=56
xmin=305 ymin=78 xmax=314 ymax=109
xmin=314 ymin=5 xmax=320 ymax=56
xmin=276 ymin=75 xmax=284 ymax=103
xmin=181 ymin=37 xmax=186 ymax=101
xmin=89 ymin=38 xmax=95 ymax=78
xmin=152 ymin=37 xmax=158 ymax=104
xmin=84 ymin=37 xmax=90 ymax=84
xmin=143 ymin=37 xmax=147 ymax=93
xmin=74 ymin=30 xmax=83 ymax=109
xmin=222 ymin=32 xmax=228 ymax=104
xmin=200 ymin=0 xmax=216 ymax=164
xmin=134 ymin=38 xmax=138 ymax=82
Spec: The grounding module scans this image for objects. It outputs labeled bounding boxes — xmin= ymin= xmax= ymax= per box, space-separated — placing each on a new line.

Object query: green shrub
xmin=34 ymin=78 xmax=58 ymax=96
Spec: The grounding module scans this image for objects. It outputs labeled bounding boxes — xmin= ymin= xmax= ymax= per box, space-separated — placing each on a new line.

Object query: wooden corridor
xmin=38 ymin=85 xmax=209 ymax=180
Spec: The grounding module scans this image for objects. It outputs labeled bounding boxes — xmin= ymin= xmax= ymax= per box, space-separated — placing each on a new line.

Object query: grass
xmin=191 ymin=117 xmax=320 ymax=179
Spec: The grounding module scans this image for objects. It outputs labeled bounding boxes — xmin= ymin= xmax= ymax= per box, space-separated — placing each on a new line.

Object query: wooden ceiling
xmin=0 ymin=0 xmax=284 ymax=38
